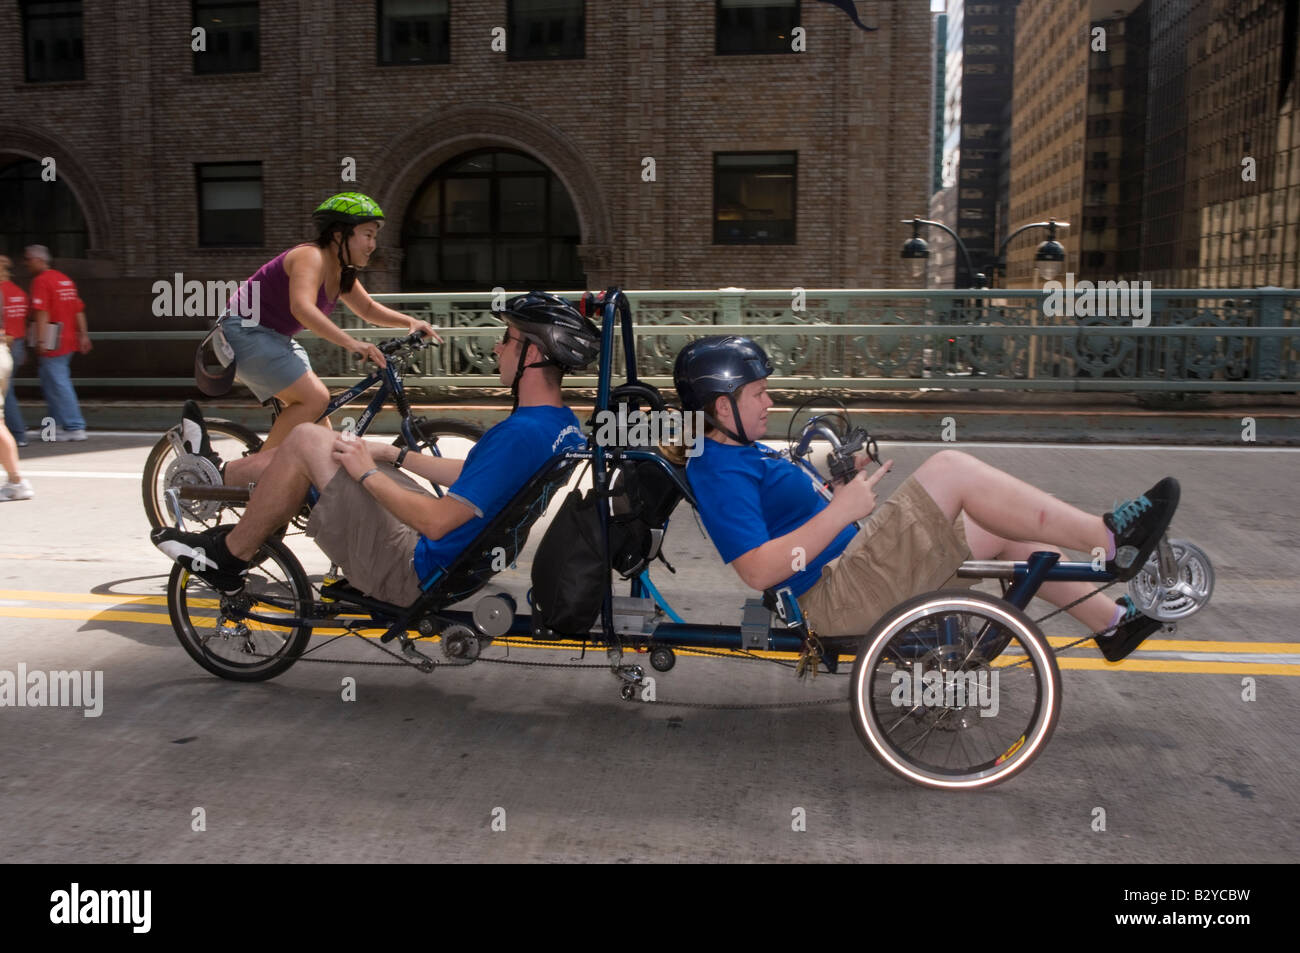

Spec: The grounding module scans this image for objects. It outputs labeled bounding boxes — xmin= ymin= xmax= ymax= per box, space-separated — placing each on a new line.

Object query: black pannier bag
xmin=530 ymin=459 xmax=685 ymax=637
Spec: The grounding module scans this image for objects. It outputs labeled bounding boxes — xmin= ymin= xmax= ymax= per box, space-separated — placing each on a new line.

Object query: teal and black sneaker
xmin=1103 ymin=476 xmax=1180 ymax=581
xmin=1095 ymin=595 xmax=1164 ymax=662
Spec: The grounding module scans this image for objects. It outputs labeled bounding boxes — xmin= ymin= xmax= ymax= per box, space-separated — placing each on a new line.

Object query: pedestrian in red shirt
xmin=1 ymin=254 xmax=31 ymax=447
xmin=25 ymin=245 xmax=91 ymax=441
xmin=0 ymin=254 xmax=33 ymax=500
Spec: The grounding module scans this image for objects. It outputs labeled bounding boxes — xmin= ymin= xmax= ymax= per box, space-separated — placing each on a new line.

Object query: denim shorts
xmin=221 ymin=319 xmax=313 ymax=403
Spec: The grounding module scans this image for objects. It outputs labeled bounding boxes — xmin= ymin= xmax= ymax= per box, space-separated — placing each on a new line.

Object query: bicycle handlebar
xmin=378 ymin=328 xmax=434 ymax=355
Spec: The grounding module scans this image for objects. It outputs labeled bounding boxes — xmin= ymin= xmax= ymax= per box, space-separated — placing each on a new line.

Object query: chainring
xmin=163 ymin=454 xmax=224 ymax=521
xmin=1127 ymin=538 xmax=1214 ymax=622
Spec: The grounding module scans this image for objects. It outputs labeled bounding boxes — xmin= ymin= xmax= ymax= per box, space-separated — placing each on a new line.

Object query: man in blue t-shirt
xmin=153 ymin=292 xmax=597 ymax=603
xmin=677 ymin=336 xmax=1183 ymax=664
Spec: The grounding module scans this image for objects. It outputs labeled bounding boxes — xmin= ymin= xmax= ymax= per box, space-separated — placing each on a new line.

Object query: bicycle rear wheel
xmin=142 ymin=419 xmax=263 ymax=531
xmin=850 ymin=589 xmax=1061 ymax=790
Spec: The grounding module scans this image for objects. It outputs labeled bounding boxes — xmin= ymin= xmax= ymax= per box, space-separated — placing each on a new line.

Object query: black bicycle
xmin=142 ymin=329 xmax=483 ymax=531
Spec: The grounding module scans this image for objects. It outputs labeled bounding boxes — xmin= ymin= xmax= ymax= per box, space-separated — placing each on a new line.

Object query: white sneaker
xmin=56 ymin=429 xmax=88 ymax=442
xmin=0 ymin=479 xmax=34 ymax=501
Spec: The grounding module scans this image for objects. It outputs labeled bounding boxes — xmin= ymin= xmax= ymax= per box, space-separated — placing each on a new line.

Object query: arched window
xmin=0 ymin=158 xmax=89 ymax=260
xmin=402 ymin=149 xmax=583 ymax=291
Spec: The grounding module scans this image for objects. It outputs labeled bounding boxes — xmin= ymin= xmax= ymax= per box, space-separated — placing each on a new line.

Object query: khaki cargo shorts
xmin=799 ymin=474 xmax=974 ymax=639
xmin=304 ymin=468 xmax=428 ymax=606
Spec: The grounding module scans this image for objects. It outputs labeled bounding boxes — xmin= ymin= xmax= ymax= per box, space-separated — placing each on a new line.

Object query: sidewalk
xmin=36 ymin=389 xmax=1300 ymax=444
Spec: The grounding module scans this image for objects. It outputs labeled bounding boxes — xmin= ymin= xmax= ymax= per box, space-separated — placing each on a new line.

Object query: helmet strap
xmin=336 ymin=226 xmax=358 ymax=293
xmin=703 ymin=394 xmax=751 ymax=445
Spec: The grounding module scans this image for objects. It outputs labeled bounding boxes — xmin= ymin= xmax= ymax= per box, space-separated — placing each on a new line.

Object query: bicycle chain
xmin=223 ymin=575 xmax=1135 ymax=707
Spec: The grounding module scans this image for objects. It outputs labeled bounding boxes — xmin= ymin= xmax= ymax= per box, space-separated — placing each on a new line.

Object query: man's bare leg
xmin=224 ymin=424 xmax=340 ymax=561
xmin=913 ymin=450 xmax=1111 ymax=558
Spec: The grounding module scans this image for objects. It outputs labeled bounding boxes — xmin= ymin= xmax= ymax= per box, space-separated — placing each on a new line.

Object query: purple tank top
xmin=231 ymin=247 xmax=337 ymax=337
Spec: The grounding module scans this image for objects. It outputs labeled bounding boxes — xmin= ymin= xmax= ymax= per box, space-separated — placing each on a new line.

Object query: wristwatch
xmin=393 ymin=447 xmax=409 ymax=470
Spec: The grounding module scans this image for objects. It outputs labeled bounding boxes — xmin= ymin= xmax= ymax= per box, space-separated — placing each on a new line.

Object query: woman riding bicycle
xmin=207 ymin=192 xmax=439 ymax=451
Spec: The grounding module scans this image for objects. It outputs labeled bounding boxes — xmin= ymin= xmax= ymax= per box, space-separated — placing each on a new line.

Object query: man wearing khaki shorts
xmin=675 ymin=337 xmax=1181 ymax=663
xmin=153 ymin=292 xmax=598 ymax=601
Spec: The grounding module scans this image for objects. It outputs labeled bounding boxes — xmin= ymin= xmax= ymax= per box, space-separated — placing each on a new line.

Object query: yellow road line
xmin=2 ymin=592 xmax=1298 ymax=675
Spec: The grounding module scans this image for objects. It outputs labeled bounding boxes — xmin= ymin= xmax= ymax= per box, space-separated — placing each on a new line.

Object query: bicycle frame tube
xmin=316 ymin=368 xmax=387 ymax=428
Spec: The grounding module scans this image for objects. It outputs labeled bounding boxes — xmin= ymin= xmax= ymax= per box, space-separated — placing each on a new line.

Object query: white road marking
xmin=18 ymin=470 xmax=139 ymax=479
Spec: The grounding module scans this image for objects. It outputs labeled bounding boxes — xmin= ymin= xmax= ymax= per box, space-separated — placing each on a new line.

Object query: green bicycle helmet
xmin=312 ymin=192 xmax=385 ymax=232
xmin=312 ymin=193 xmax=384 ymax=292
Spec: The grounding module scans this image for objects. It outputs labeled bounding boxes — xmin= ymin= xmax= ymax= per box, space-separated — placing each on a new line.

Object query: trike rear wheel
xmin=167 ymin=537 xmax=313 ymax=681
xmin=849 ymin=589 xmax=1061 ymax=790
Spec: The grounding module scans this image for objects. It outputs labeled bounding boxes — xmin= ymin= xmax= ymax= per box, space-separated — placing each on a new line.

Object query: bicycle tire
xmin=167 ymin=536 xmax=312 ymax=682
xmin=849 ymin=589 xmax=1061 ymax=791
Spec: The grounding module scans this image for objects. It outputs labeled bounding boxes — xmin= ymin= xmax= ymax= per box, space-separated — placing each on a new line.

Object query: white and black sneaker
xmin=151 ymin=525 xmax=248 ymax=594
xmin=181 ymin=400 xmax=224 ymax=472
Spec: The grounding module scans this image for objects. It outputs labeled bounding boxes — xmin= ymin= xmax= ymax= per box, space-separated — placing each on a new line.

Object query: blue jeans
xmin=4 ymin=339 xmax=28 ymax=439
xmin=38 ymin=352 xmax=86 ymax=432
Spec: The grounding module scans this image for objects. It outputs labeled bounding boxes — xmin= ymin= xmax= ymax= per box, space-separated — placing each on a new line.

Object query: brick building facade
xmin=0 ymin=1 xmax=933 ymax=381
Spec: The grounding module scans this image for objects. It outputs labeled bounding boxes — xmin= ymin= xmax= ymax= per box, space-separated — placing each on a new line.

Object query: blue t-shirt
xmin=686 ymin=438 xmax=857 ymax=597
xmin=413 ymin=405 xmax=586 ymax=582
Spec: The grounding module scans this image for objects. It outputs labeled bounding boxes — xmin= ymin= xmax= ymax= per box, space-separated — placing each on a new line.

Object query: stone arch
xmin=371 ymin=103 xmax=613 ymax=284
xmin=0 ymin=126 xmax=112 ymax=256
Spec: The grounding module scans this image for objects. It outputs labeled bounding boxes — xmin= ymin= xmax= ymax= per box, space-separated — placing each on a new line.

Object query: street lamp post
xmin=900 ymin=217 xmax=1069 ymax=379
xmin=900 ymin=217 xmax=1069 ymax=288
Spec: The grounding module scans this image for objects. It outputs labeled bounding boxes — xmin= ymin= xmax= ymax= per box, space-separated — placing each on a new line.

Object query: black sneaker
xmin=180 ymin=399 xmax=223 ymax=471
xmin=1103 ymin=476 xmax=1180 ymax=581
xmin=1095 ymin=595 xmax=1164 ymax=662
xmin=151 ymin=525 xmax=247 ymax=594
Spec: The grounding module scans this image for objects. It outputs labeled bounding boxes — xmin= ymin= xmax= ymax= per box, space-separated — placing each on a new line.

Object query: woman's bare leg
xmin=913 ymin=450 xmax=1110 ymax=558
xmin=962 ymin=517 xmax=1117 ymax=632
xmin=260 ymin=372 xmax=331 ymax=451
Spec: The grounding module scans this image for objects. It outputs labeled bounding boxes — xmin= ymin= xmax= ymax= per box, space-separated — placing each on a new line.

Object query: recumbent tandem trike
xmin=159 ymin=289 xmax=1216 ymax=790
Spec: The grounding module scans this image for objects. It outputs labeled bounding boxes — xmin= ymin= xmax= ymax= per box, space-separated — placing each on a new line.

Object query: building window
xmin=716 ymin=0 xmax=799 ymax=55
xmin=22 ymin=1 xmax=84 ymax=83
xmin=377 ymin=0 xmax=450 ymax=65
xmin=713 ymin=152 xmax=796 ymax=245
xmin=197 ymin=163 xmax=263 ymax=246
xmin=193 ymin=1 xmax=260 ymax=75
xmin=508 ymin=0 xmax=584 ymax=61
xmin=0 ymin=159 xmax=89 ymax=259
xmin=401 ymin=150 xmax=584 ymax=291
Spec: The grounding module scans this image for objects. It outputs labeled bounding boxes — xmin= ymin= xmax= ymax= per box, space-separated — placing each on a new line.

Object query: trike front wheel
xmin=167 ymin=537 xmax=313 ymax=682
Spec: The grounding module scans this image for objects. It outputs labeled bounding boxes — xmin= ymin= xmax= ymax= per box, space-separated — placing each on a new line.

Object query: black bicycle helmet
xmin=502 ymin=291 xmax=601 ymax=370
xmin=673 ymin=336 xmax=773 ymax=444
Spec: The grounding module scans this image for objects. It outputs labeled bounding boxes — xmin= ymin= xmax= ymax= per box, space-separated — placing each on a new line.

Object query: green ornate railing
xmin=74 ymin=288 xmax=1299 ymax=392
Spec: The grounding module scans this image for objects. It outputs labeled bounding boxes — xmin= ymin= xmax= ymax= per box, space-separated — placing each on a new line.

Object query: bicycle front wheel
xmin=850 ymin=589 xmax=1061 ymax=791
xmin=393 ymin=417 xmax=484 ymax=484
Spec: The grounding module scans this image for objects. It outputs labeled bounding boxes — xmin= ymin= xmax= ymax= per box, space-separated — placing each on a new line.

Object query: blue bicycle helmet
xmin=673 ymin=336 xmax=773 ymax=444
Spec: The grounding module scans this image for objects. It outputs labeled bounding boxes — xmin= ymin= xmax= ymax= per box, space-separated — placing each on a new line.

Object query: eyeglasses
xmin=500 ymin=329 xmax=524 ymax=347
